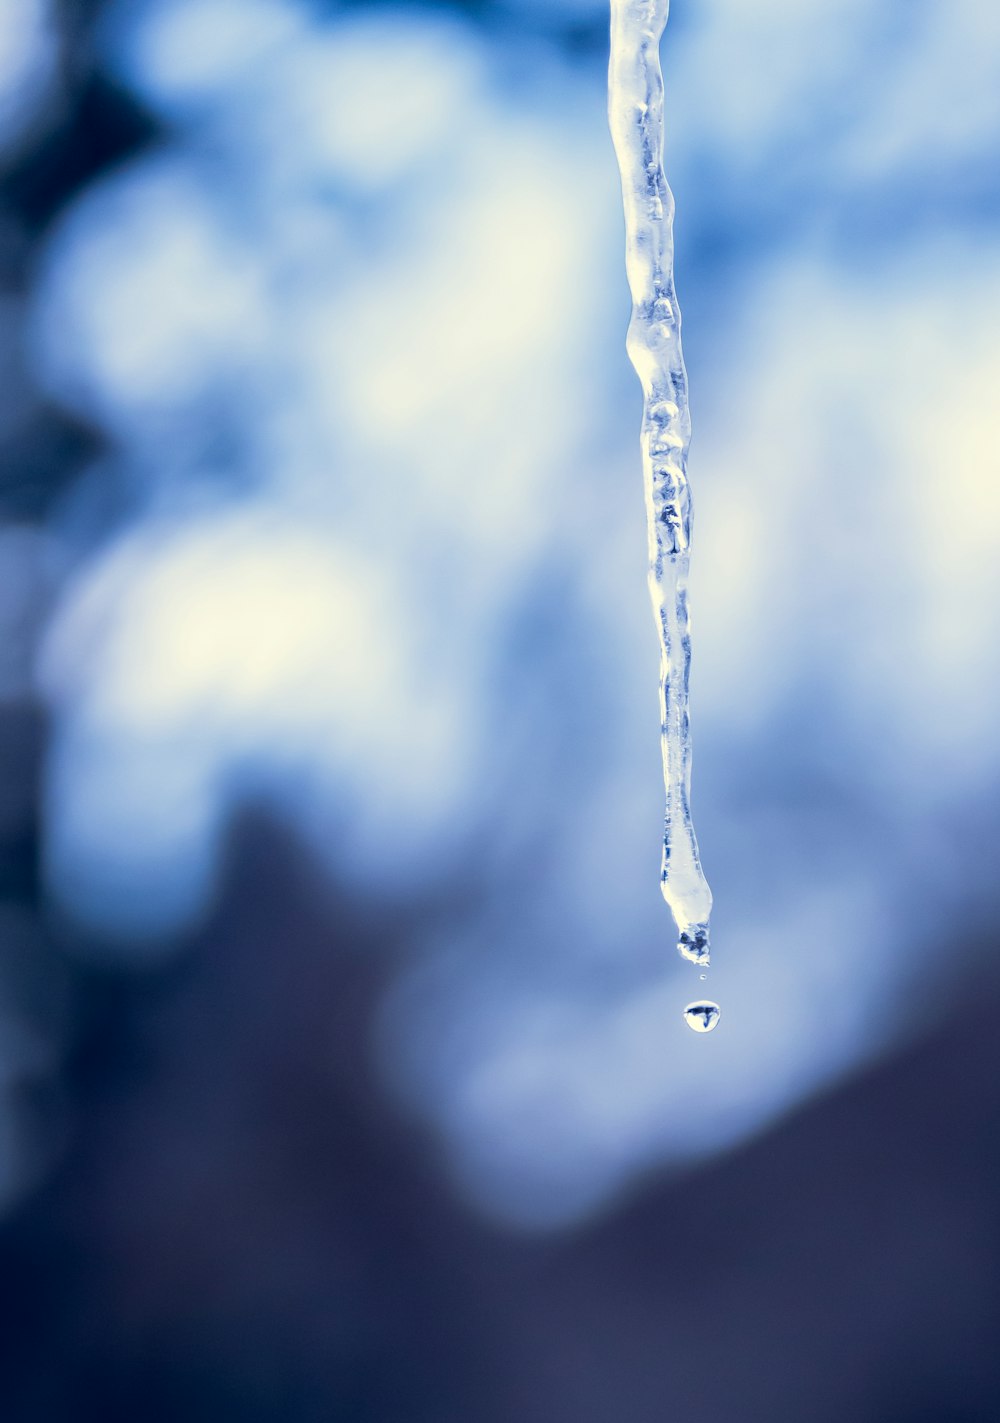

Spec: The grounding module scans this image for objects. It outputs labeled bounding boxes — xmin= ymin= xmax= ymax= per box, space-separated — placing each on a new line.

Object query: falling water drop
xmin=608 ymin=0 xmax=714 ymax=975
xmin=684 ymin=1001 xmax=721 ymax=1034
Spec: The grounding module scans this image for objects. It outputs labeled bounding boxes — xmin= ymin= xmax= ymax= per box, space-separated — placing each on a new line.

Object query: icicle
xmin=608 ymin=0 xmax=714 ymax=974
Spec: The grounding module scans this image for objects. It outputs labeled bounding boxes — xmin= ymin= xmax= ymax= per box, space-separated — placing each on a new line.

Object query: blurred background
xmin=0 ymin=0 xmax=999 ymax=1418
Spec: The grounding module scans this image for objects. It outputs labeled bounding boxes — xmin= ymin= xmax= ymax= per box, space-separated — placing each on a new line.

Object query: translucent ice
xmin=608 ymin=0 xmax=712 ymax=963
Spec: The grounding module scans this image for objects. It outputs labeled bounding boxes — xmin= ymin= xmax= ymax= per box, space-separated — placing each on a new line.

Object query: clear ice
xmin=608 ymin=0 xmax=713 ymax=965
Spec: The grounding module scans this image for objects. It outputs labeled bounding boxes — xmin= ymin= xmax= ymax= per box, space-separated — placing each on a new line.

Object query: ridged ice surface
xmin=608 ymin=0 xmax=713 ymax=965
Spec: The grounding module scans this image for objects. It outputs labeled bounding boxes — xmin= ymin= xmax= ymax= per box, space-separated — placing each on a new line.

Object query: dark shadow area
xmin=0 ymin=812 xmax=997 ymax=1423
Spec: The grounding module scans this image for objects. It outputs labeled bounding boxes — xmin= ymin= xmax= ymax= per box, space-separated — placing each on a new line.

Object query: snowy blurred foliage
xmin=1 ymin=0 xmax=998 ymax=1225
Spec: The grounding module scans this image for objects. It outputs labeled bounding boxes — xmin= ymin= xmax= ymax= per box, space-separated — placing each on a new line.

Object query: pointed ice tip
xmin=677 ymin=926 xmax=710 ymax=965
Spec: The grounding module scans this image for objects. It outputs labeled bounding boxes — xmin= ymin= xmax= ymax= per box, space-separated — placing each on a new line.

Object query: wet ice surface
xmin=608 ymin=0 xmax=713 ymax=967
xmin=26 ymin=0 xmax=1000 ymax=1230
xmin=678 ymin=927 xmax=709 ymax=965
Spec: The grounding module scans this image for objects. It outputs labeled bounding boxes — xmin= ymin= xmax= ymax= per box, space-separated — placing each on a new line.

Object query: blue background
xmin=0 ymin=1 xmax=998 ymax=1418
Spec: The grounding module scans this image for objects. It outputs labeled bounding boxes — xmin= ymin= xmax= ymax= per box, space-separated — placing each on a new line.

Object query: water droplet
xmin=677 ymin=927 xmax=709 ymax=965
xmin=684 ymin=1001 xmax=721 ymax=1033
xmin=699 ymin=973 xmax=707 ymax=981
